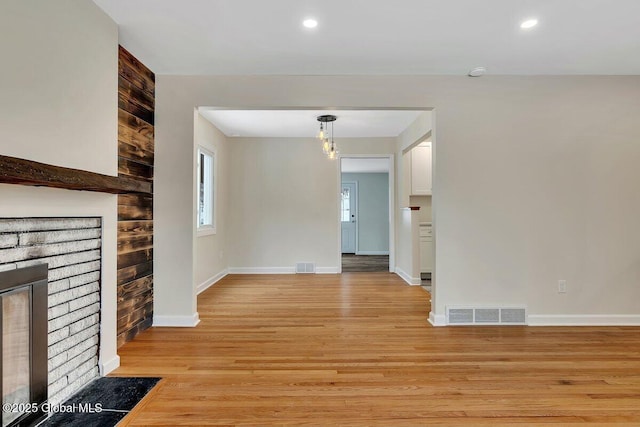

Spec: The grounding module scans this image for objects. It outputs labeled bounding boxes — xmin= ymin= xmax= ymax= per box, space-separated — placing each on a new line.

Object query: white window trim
xmin=197 ymin=146 xmax=217 ymax=236
xmin=198 ymin=224 xmax=216 ymax=237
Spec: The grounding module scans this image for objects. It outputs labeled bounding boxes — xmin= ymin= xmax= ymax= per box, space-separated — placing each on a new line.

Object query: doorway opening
xmin=197 ymin=107 xmax=430 ymax=290
xmin=340 ymin=156 xmax=393 ymax=273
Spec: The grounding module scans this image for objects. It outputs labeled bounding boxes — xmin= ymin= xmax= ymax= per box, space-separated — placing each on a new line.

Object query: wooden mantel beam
xmin=0 ymin=154 xmax=152 ymax=194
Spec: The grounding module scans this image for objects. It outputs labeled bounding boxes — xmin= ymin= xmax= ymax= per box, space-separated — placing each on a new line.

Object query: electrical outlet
xmin=558 ymin=280 xmax=567 ymax=293
xmin=218 ymin=250 xmax=224 ymax=260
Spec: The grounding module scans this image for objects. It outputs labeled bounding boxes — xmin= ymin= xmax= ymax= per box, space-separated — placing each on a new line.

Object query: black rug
xmin=39 ymin=377 xmax=161 ymax=427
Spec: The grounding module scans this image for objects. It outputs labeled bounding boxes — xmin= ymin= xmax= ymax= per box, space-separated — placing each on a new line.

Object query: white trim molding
xmin=99 ymin=355 xmax=121 ymax=375
xmin=395 ymin=268 xmax=421 ymax=286
xmin=153 ymin=312 xmax=201 ymax=327
xmin=197 ymin=269 xmax=229 ymax=295
xmin=228 ymin=267 xmax=296 ymax=274
xmin=228 ymin=267 xmax=339 ymax=275
xmin=316 ymin=267 xmax=340 ymax=274
xmin=355 ymin=251 xmax=390 ymax=256
xmin=528 ymin=314 xmax=640 ymax=326
xmin=428 ymin=312 xmax=446 ymax=327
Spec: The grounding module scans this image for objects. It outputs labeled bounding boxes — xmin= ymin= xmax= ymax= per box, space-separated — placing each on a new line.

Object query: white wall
xmin=410 ymin=196 xmax=432 ymax=223
xmin=154 ymin=75 xmax=640 ymax=325
xmin=154 ymin=96 xmax=196 ymax=323
xmin=398 ymin=111 xmax=432 ymax=153
xmin=228 ymin=138 xmax=337 ymax=272
xmin=0 ymin=0 xmax=120 ymax=371
xmin=0 ymin=0 xmax=117 ymax=175
xmin=194 ymin=112 xmax=229 ymax=292
xmin=396 ymin=208 xmax=420 ymax=285
xmin=226 ymin=137 xmax=395 ymax=273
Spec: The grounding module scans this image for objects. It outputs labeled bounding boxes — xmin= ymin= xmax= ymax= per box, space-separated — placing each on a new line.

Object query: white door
xmin=341 ymin=182 xmax=357 ymax=253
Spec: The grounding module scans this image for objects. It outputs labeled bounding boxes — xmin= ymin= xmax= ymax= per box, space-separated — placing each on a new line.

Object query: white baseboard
xmin=153 ymin=312 xmax=201 ymax=327
xmin=528 ymin=314 xmax=640 ymax=326
xmin=394 ymin=267 xmax=421 ymax=286
xmin=197 ymin=269 xmax=229 ymax=295
xmin=99 ymin=355 xmax=120 ymax=375
xmin=228 ymin=266 xmax=339 ymax=274
xmin=228 ymin=267 xmax=295 ymax=274
xmin=428 ymin=312 xmax=446 ymax=327
xmin=316 ymin=267 xmax=339 ymax=274
xmin=355 ymin=251 xmax=390 ymax=256
xmin=424 ymin=313 xmax=640 ymax=327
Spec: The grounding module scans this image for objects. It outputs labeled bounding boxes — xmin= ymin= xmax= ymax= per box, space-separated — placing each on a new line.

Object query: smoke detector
xmin=468 ymin=67 xmax=486 ymax=77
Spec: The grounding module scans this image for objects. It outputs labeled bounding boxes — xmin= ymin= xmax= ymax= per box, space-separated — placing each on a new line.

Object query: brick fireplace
xmin=1 ymin=5 xmax=153 ymax=425
xmin=0 ymin=218 xmax=102 ymax=410
xmin=0 ymin=264 xmax=47 ymax=427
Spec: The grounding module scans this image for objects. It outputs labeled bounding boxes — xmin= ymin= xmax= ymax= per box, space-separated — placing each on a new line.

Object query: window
xmin=197 ymin=147 xmax=216 ymax=235
xmin=341 ymin=187 xmax=350 ymax=222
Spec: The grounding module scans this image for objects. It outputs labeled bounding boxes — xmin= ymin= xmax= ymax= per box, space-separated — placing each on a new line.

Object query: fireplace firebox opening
xmin=1 ymin=264 xmax=48 ymax=427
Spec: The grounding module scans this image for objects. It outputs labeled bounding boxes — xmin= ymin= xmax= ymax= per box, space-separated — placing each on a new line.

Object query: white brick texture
xmin=0 ymin=217 xmax=102 ymax=407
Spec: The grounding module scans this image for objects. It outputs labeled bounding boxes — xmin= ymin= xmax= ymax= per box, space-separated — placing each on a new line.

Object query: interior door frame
xmin=338 ymin=154 xmax=395 ymax=273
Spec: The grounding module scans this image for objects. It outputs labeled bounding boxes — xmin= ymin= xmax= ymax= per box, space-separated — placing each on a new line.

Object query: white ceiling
xmin=93 ymin=0 xmax=640 ymax=75
xmin=341 ymin=158 xmax=390 ymax=174
xmin=199 ymin=109 xmax=426 ymax=138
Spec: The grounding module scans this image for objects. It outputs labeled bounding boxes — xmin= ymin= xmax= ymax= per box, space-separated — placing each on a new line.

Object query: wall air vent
xmin=295 ymin=262 xmax=316 ymax=274
xmin=475 ymin=308 xmax=500 ymax=323
xmin=448 ymin=308 xmax=473 ymax=324
xmin=500 ymin=308 xmax=527 ymax=324
xmin=446 ymin=306 xmax=527 ymax=325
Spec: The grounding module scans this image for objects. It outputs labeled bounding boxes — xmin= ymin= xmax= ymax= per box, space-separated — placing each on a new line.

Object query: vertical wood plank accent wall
xmin=117 ymin=46 xmax=155 ymax=347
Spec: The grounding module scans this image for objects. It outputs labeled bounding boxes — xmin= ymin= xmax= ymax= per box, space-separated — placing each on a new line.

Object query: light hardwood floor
xmin=115 ymin=273 xmax=640 ymax=426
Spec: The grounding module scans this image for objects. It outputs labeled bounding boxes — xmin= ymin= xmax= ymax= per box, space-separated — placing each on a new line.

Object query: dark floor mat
xmin=39 ymin=377 xmax=161 ymax=427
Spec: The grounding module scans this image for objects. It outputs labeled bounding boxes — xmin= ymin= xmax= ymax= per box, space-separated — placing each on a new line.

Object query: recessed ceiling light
xmin=520 ymin=18 xmax=538 ymax=29
xmin=303 ymin=18 xmax=318 ymax=29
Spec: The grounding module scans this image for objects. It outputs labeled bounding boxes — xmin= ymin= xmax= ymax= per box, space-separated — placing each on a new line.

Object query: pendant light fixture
xmin=317 ymin=115 xmax=338 ymax=159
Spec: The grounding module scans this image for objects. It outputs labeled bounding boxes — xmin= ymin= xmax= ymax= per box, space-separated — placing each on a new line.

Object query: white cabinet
xmin=410 ymin=142 xmax=432 ymax=195
xmin=419 ymin=224 xmax=433 ymax=273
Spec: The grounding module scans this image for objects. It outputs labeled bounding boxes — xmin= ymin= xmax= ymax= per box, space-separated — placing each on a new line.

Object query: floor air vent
xmin=446 ymin=306 xmax=527 ymax=325
xmin=295 ymin=262 xmax=316 ymax=274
